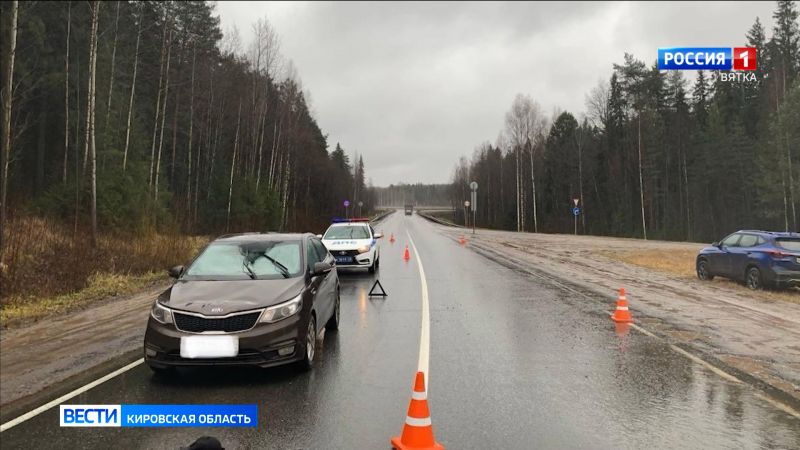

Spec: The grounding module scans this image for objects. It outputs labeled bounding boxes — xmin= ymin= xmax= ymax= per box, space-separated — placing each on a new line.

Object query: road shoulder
xmin=426 ymin=221 xmax=800 ymax=409
xmin=0 ymin=282 xmax=168 ymax=411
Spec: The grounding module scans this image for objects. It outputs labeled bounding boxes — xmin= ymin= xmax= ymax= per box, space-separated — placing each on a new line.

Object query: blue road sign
xmin=572 ymin=207 xmax=580 ymax=216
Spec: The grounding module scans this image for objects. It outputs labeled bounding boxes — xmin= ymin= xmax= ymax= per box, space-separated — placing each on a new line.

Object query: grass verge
xmin=1 ymin=271 xmax=167 ymax=328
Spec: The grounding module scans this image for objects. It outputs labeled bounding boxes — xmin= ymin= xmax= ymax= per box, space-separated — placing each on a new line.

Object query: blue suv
xmin=696 ymin=230 xmax=800 ymax=290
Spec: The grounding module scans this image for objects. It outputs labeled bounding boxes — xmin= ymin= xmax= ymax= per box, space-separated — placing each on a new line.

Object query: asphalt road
xmin=1 ymin=212 xmax=799 ymax=449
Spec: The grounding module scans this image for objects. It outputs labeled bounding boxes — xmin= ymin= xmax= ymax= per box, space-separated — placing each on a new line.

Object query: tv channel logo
xmin=60 ymin=405 xmax=121 ymax=427
xmin=60 ymin=404 xmax=258 ymax=428
xmin=658 ymin=47 xmax=757 ymax=71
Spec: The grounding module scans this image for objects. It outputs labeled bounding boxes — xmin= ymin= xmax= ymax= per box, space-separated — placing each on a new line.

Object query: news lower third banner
xmin=60 ymin=404 xmax=258 ymax=427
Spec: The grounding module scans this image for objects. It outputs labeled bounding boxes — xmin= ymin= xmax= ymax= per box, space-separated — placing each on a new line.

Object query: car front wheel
xmin=299 ymin=316 xmax=316 ymax=372
xmin=697 ymin=259 xmax=714 ymax=281
xmin=326 ymin=290 xmax=340 ymax=331
xmin=746 ymin=267 xmax=763 ymax=290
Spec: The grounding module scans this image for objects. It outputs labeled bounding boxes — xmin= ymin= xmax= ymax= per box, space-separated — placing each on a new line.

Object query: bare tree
xmin=586 ymin=79 xmax=610 ymax=130
xmin=186 ymin=44 xmax=196 ymax=209
xmin=104 ymin=0 xmax=120 ymax=132
xmin=123 ymin=3 xmax=142 ymax=172
xmin=86 ymin=1 xmax=100 ymax=247
xmin=1 ymin=0 xmax=19 ymax=261
xmin=249 ymin=17 xmax=280 ymax=189
xmin=637 ymin=115 xmax=647 ymax=239
xmin=62 ymin=1 xmax=71 ymax=183
xmin=505 ymin=94 xmax=544 ymax=232
xmin=148 ymin=6 xmax=169 ymax=189
xmin=226 ymin=100 xmax=243 ymax=232
xmin=153 ymin=27 xmax=172 ymax=201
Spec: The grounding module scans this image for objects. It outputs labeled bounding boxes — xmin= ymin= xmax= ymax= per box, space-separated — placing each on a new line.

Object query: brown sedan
xmin=144 ymin=232 xmax=340 ymax=374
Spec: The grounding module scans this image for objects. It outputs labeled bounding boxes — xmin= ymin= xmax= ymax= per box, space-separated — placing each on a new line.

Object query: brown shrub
xmin=1 ymin=215 xmax=207 ymax=304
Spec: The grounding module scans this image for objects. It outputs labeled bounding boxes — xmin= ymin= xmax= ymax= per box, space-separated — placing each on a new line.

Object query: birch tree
xmin=0 ymin=0 xmax=18 ymax=261
xmin=123 ymin=3 xmax=142 ymax=172
xmin=226 ymin=100 xmax=243 ymax=231
xmin=63 ymin=1 xmax=71 ymax=184
xmin=86 ymin=1 xmax=100 ymax=247
xmin=104 ymin=0 xmax=121 ymax=133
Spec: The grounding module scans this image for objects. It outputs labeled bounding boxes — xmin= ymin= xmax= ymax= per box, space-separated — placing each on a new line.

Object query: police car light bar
xmin=331 ymin=218 xmax=371 ymax=223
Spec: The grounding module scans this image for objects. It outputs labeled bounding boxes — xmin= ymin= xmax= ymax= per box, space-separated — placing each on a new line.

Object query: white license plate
xmin=180 ymin=335 xmax=239 ymax=359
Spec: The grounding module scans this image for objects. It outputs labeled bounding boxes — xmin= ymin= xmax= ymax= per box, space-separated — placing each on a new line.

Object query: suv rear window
xmin=776 ymin=238 xmax=800 ymax=251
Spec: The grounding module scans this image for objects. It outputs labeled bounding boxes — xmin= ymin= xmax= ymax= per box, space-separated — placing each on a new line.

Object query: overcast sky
xmin=215 ymin=1 xmax=776 ymax=186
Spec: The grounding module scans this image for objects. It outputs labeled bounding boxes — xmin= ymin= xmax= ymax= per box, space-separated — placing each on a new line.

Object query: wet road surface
xmin=1 ymin=212 xmax=799 ymax=449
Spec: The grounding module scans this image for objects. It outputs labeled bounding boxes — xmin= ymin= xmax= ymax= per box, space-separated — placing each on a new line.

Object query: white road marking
xmin=0 ymin=358 xmax=144 ymax=432
xmin=406 ymin=230 xmax=431 ymax=390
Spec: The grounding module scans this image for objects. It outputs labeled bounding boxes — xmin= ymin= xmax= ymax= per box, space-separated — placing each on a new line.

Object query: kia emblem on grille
xmin=339 ymin=251 xmax=346 ymax=255
xmin=211 ymin=307 xmax=223 ymax=313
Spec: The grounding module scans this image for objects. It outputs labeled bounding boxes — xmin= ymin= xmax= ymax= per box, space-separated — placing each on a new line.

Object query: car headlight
xmin=357 ymin=245 xmax=371 ymax=254
xmin=260 ymin=294 xmax=303 ymax=323
xmin=151 ymin=301 xmax=173 ymax=324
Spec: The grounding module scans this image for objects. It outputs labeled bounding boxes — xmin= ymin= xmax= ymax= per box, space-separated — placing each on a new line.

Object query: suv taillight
xmin=767 ymin=250 xmax=791 ymax=260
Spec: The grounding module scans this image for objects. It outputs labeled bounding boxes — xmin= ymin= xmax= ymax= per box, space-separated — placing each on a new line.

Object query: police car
xmin=320 ymin=218 xmax=383 ymax=273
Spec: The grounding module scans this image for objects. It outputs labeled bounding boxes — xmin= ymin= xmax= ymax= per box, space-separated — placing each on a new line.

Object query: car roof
xmin=736 ymin=230 xmax=800 ymax=238
xmin=212 ymin=232 xmax=312 ymax=244
xmin=327 ymin=222 xmax=370 ymax=228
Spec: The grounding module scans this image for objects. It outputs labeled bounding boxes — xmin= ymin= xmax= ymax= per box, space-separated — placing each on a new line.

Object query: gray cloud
xmin=215 ymin=1 xmax=775 ymax=185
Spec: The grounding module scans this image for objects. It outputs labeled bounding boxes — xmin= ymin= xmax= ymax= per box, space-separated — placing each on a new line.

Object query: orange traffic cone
xmin=611 ymin=288 xmax=633 ymax=323
xmin=391 ymin=372 xmax=444 ymax=450
xmin=403 ymin=245 xmax=411 ymax=261
xmin=458 ymin=235 xmax=466 ymax=246
xmin=390 ymin=233 xmax=396 ymax=244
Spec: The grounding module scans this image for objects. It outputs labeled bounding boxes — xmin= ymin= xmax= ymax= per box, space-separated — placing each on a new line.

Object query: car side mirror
xmin=374 ymin=233 xmax=383 ymax=239
xmin=712 ymin=241 xmax=721 ymax=248
xmin=313 ymin=262 xmax=332 ymax=277
xmin=168 ymin=265 xmax=185 ymax=279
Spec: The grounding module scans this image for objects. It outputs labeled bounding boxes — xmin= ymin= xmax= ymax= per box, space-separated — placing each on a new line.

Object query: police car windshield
xmin=324 ymin=225 xmax=370 ymax=240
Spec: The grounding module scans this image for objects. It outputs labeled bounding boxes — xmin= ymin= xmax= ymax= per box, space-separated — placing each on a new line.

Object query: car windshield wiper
xmin=242 ymin=261 xmax=257 ymax=279
xmin=256 ymin=253 xmax=290 ymax=278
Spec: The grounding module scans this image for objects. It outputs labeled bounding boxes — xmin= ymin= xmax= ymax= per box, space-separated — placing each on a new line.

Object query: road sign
xmin=358 ymin=201 xmax=363 ymax=207
xmin=573 ymin=198 xmax=579 ymax=206
xmin=343 ymin=200 xmax=350 ymax=207
xmin=573 ymin=207 xmax=580 ymax=216
xmin=470 ymin=182 xmax=478 ymax=235
xmin=464 ymin=200 xmax=470 ymax=208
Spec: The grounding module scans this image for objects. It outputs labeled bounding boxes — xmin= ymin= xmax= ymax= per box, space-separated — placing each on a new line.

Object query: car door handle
xmin=310 ymin=288 xmax=317 ymax=295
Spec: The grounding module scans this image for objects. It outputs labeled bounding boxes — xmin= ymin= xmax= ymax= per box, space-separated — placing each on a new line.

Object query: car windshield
xmin=324 ymin=226 xmax=370 ymax=240
xmin=184 ymin=241 xmax=302 ymax=280
xmin=776 ymin=238 xmax=800 ymax=251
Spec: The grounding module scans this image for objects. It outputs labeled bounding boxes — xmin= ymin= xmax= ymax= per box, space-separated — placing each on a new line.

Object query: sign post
xmin=470 ymin=181 xmax=478 ymax=235
xmin=344 ymin=200 xmax=350 ymax=219
xmin=463 ymin=200 xmax=470 ymax=228
xmin=572 ymin=198 xmax=580 ymax=235
xmin=358 ymin=201 xmax=363 ymax=217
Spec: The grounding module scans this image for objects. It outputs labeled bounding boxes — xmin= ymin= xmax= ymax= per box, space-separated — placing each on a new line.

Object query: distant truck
xmin=404 ymin=204 xmax=414 ymax=215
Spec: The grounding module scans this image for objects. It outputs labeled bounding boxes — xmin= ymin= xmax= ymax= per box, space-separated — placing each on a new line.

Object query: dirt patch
xmin=1 ymin=271 xmax=166 ymax=328
xmin=598 ymin=248 xmax=800 ymax=304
